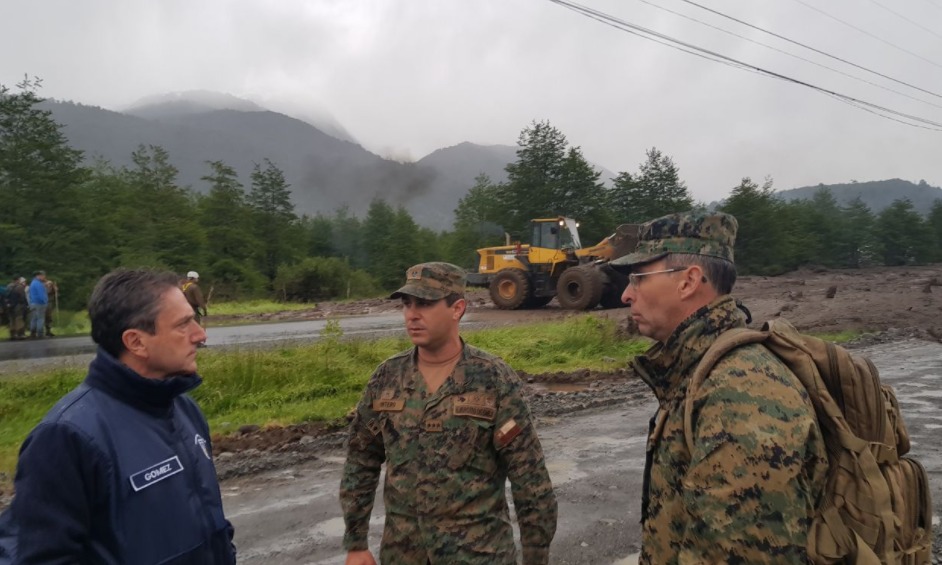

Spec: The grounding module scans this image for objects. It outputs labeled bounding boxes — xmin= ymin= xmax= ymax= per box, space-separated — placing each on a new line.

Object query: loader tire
xmin=556 ymin=266 xmax=603 ymax=310
xmin=489 ymin=269 xmax=531 ymax=310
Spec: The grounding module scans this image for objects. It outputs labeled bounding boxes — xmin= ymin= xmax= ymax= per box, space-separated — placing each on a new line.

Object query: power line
xmin=633 ymin=0 xmax=942 ymax=110
xmin=546 ymin=0 xmax=942 ymax=130
xmin=864 ymin=0 xmax=942 ymax=40
xmin=788 ymin=0 xmax=942 ymax=70
xmin=677 ymin=0 xmax=942 ymax=100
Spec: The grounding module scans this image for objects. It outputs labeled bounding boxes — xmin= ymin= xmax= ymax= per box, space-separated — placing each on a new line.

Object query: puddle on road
xmin=611 ymin=554 xmax=640 ymax=564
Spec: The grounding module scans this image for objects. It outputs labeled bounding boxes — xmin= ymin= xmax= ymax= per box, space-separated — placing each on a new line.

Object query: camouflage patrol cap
xmin=389 ymin=262 xmax=466 ymax=300
xmin=610 ymin=211 xmax=738 ymax=272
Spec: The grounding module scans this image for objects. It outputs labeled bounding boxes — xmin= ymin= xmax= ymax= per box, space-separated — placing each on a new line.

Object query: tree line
xmin=2 ymin=79 xmax=941 ymax=309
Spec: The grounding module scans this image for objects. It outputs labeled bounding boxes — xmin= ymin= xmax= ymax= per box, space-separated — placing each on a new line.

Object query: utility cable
xmin=788 ymin=0 xmax=942 ymax=70
xmin=634 ymin=0 xmax=942 ymax=110
xmin=547 ymin=0 xmax=942 ymax=130
xmin=864 ymin=0 xmax=942 ymax=40
xmin=677 ymin=0 xmax=942 ymax=100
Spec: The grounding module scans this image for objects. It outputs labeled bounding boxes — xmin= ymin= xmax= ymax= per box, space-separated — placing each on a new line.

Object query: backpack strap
xmin=683 ymin=327 xmax=769 ymax=455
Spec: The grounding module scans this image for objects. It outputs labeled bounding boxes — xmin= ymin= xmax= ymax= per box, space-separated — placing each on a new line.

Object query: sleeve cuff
xmin=343 ymin=533 xmax=369 ymax=552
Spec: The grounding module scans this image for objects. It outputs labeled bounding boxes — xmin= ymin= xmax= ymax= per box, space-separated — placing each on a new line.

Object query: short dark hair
xmin=443 ymin=293 xmax=464 ymax=306
xmin=666 ymin=253 xmax=737 ymax=295
xmin=89 ymin=269 xmax=181 ymax=357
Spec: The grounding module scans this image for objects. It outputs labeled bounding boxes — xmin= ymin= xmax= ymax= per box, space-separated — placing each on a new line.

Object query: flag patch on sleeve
xmin=495 ymin=418 xmax=522 ymax=449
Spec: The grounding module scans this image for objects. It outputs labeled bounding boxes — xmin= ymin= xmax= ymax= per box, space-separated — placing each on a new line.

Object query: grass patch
xmin=0 ymin=315 xmax=647 ymax=484
xmin=208 ymin=300 xmax=314 ymax=316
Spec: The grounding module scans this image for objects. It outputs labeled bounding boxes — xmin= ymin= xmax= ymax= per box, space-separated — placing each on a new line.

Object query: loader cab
xmin=530 ymin=217 xmax=582 ymax=251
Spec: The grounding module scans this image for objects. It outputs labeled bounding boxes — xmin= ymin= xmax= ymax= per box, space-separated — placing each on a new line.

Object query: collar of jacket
xmin=85 ymin=347 xmax=203 ymax=416
xmin=631 ymin=295 xmax=746 ymax=405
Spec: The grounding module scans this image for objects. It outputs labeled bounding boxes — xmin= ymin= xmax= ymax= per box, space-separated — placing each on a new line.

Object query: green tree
xmin=720 ymin=177 xmax=792 ymax=274
xmin=837 ymin=197 xmax=878 ymax=268
xmin=557 ymin=147 xmax=611 ymax=244
xmin=199 ymin=160 xmax=263 ymax=296
xmin=926 ymin=199 xmax=942 ymax=262
xmin=448 ymin=175 xmax=506 ymax=267
xmin=118 ymin=144 xmax=205 ymax=270
xmin=362 ymin=199 xmax=398 ymax=288
xmin=0 ymin=77 xmax=96 ymax=307
xmin=877 ymin=199 xmax=930 ymax=266
xmin=248 ymin=159 xmax=300 ymax=283
xmin=609 ymin=147 xmax=693 ymax=223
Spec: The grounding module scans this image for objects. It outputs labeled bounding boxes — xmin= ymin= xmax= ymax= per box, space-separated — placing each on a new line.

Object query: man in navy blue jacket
xmin=0 ymin=269 xmax=236 ymax=564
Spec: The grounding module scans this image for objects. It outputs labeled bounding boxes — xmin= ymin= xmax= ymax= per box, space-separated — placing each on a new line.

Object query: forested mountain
xmin=41 ymin=95 xmax=618 ymax=230
xmin=778 ymin=179 xmax=942 ymax=215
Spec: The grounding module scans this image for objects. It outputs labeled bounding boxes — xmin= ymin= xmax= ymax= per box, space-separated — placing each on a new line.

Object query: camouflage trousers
xmin=379 ymin=512 xmax=516 ymax=565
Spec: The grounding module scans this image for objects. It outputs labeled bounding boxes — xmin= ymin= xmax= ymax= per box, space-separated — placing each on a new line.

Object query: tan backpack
xmin=687 ymin=318 xmax=932 ymax=564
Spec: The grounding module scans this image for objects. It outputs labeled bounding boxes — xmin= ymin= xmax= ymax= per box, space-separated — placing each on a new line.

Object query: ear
xmin=121 ymin=328 xmax=150 ymax=360
xmin=677 ymin=265 xmax=705 ymax=300
xmin=452 ymin=298 xmax=467 ymax=320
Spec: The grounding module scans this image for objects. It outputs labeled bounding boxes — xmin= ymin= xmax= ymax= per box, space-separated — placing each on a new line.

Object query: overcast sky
xmin=3 ymin=0 xmax=941 ymax=202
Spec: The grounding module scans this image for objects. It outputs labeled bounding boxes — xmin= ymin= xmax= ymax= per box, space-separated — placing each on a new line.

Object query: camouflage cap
xmin=610 ymin=211 xmax=738 ymax=272
xmin=389 ymin=262 xmax=466 ymax=300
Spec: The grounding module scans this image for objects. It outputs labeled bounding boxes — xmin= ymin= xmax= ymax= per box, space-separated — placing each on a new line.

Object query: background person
xmin=0 ymin=268 xmax=236 ymax=564
xmin=26 ymin=271 xmax=47 ymax=339
xmin=43 ymin=277 xmax=58 ymax=336
xmin=340 ymin=262 xmax=557 ymax=565
xmin=6 ymin=277 xmax=27 ymax=340
xmin=610 ymin=211 xmax=827 ymax=564
xmin=182 ymin=270 xmax=207 ymax=326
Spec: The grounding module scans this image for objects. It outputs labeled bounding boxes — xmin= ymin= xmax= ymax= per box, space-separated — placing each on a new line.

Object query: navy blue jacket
xmin=0 ymin=349 xmax=236 ymax=565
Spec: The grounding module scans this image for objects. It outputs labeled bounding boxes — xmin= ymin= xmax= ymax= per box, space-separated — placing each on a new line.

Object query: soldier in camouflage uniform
xmin=610 ymin=212 xmax=828 ymax=564
xmin=340 ymin=262 xmax=557 ymax=565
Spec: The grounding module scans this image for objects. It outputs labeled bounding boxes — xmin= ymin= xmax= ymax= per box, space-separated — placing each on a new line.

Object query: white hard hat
xmin=187 ymin=271 xmax=199 ymax=279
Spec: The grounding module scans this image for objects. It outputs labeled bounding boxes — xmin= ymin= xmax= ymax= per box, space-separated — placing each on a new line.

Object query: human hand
xmin=345 ymin=550 xmax=377 ymax=565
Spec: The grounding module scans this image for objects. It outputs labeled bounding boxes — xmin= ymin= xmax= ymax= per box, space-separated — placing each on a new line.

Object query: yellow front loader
xmin=466 ymin=217 xmax=639 ymax=310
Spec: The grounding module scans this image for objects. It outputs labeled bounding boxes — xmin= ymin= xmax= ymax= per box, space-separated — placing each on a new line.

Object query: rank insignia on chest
xmin=495 ymin=419 xmax=522 ymax=449
xmin=453 ymin=392 xmax=497 ymax=420
xmin=424 ymin=419 xmax=443 ymax=433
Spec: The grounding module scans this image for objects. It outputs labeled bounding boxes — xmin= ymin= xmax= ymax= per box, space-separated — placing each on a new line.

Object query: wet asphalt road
xmin=222 ymin=339 xmax=942 ymax=564
xmin=0 ymin=314 xmax=408 ymax=363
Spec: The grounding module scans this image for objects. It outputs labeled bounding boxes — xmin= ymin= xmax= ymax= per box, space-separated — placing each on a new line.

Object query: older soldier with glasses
xmin=340 ymin=262 xmax=557 ymax=565
xmin=611 ymin=211 xmax=827 ymax=564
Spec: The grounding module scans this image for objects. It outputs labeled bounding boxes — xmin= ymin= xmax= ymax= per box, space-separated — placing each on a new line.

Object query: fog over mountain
xmin=778 ymin=179 xmax=942 ymax=215
xmin=42 ymin=91 xmax=623 ymax=230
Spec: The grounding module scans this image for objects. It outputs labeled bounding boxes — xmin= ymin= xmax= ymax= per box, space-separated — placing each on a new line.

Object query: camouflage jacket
xmin=632 ymin=296 xmax=828 ymax=564
xmin=340 ymin=342 xmax=557 ymax=564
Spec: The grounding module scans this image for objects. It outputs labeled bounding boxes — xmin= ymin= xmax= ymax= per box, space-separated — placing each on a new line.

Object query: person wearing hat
xmin=610 ymin=211 xmax=827 ymax=564
xmin=340 ymin=262 xmax=557 ymax=565
xmin=182 ymin=271 xmax=208 ymax=326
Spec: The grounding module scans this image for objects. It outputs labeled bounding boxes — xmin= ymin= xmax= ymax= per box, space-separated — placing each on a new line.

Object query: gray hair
xmin=665 ymin=253 xmax=737 ymax=295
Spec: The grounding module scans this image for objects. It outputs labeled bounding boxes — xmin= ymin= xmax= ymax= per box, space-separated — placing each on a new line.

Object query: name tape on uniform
xmin=129 ymin=456 xmax=184 ymax=492
xmin=453 ymin=392 xmax=497 ymax=420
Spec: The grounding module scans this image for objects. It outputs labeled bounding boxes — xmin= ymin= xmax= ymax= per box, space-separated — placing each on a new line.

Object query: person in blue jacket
xmin=0 ymin=268 xmax=236 ymax=564
xmin=26 ymin=271 xmax=48 ymax=339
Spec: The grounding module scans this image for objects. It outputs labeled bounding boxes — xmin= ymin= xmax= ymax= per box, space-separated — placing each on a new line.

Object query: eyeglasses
xmin=627 ymin=267 xmax=690 ymax=286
